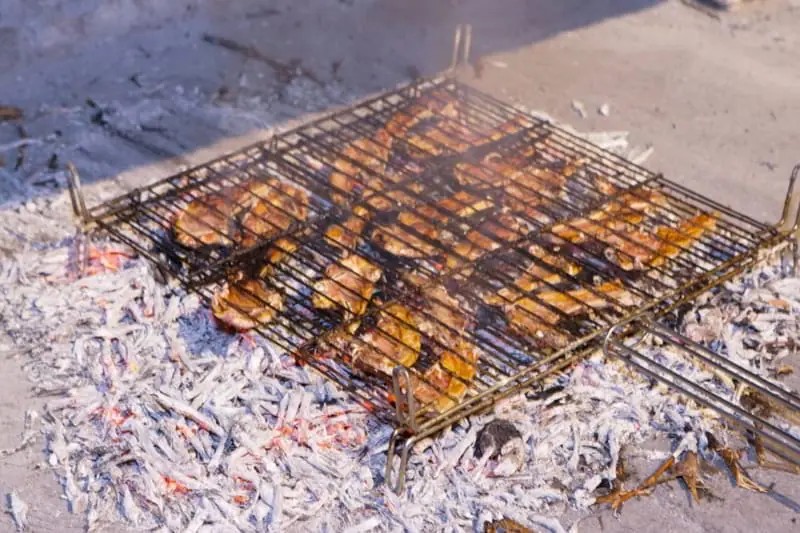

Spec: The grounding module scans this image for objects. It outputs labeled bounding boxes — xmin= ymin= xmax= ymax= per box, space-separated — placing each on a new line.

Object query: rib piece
xmin=211 ymin=278 xmax=283 ymax=331
xmin=436 ymin=191 xmax=494 ymax=218
xmin=606 ymin=212 xmax=720 ymax=270
xmin=312 ymin=254 xmax=382 ymax=325
xmin=551 ymin=188 xmax=670 ymax=245
xmin=353 ymin=304 xmax=421 ymax=376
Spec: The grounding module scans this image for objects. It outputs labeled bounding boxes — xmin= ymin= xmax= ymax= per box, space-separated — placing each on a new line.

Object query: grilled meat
xmin=436 ymin=191 xmax=494 ymax=218
xmin=353 ymin=304 xmax=421 ymax=376
xmin=551 ymin=189 xmax=670 ymax=246
xmin=372 ymin=210 xmax=441 ymax=258
xmin=312 ymin=254 xmax=382 ymax=325
xmin=324 ymin=206 xmax=370 ymax=251
xmin=258 ymin=237 xmax=300 ymax=278
xmin=503 ymin=280 xmax=636 ymax=347
xmin=174 ymin=188 xmax=246 ymax=248
xmin=482 ymin=245 xmax=582 ymax=306
xmin=328 ymin=129 xmax=393 ymax=205
xmin=237 ymin=180 xmax=310 ymax=247
xmin=412 ymin=362 xmax=469 ymax=413
xmin=211 ymin=278 xmax=283 ymax=331
xmin=449 ymin=212 xmax=525 ymax=268
xmin=535 ymin=280 xmax=638 ymax=315
xmin=362 ymin=184 xmax=420 ymax=211
xmin=506 ymin=300 xmax=571 ymax=348
xmin=650 ymin=212 xmax=719 ymax=265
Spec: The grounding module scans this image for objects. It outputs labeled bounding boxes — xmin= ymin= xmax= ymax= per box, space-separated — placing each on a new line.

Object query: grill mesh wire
xmin=89 ymin=78 xmax=794 ymax=445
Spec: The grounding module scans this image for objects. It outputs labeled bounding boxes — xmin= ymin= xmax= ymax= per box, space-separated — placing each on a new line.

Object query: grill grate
xmin=78 ymin=76 xmax=799 ymax=492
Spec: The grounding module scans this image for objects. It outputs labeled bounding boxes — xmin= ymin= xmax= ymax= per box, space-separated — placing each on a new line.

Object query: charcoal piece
xmin=474 ymin=419 xmax=522 ymax=459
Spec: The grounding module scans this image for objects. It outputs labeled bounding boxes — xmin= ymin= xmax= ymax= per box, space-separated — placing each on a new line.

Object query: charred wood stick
xmin=0 ymin=106 xmax=23 ymax=122
xmin=202 ymin=33 xmax=324 ymax=87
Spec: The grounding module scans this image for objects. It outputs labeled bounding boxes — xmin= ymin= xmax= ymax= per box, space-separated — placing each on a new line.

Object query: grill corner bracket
xmin=778 ymin=163 xmax=800 ymax=274
xmin=66 ymin=162 xmax=93 ymax=228
xmin=449 ymin=24 xmax=473 ymax=73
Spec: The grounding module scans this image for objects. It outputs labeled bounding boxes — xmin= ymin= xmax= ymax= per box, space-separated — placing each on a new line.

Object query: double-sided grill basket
xmin=68 ymin=75 xmax=800 ymax=492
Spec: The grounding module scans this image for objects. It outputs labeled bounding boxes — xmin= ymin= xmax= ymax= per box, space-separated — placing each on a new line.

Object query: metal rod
xmin=66 ymin=162 xmax=91 ymax=225
xmin=462 ymin=24 xmax=473 ymax=67
xmin=450 ymin=26 xmax=463 ymax=72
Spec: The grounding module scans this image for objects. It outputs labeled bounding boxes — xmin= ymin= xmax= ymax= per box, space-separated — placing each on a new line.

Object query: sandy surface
xmin=1 ymin=1 xmax=799 ymax=531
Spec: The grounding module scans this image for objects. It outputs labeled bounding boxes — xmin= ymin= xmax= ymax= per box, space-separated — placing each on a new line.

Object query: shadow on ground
xmin=0 ymin=0 xmax=662 ymax=208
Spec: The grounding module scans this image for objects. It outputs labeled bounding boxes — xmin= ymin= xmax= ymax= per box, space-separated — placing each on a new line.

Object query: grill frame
xmin=69 ymin=75 xmax=800 ymax=493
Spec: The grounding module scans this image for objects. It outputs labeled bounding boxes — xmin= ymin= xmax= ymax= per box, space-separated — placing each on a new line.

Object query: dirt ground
xmin=1 ymin=1 xmax=799 ymax=531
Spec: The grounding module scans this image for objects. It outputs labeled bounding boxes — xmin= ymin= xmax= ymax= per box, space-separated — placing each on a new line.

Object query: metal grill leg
xmin=385 ymin=429 xmax=421 ymax=494
xmin=66 ymin=162 xmax=91 ymax=226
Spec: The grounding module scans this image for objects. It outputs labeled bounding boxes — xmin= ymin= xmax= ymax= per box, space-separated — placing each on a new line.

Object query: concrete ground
xmin=1 ymin=0 xmax=799 ymax=531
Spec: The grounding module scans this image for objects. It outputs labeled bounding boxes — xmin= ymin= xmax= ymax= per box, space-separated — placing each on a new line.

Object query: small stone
xmin=599 ymin=103 xmax=611 ymax=117
xmin=571 ymin=100 xmax=587 ymax=119
xmin=475 ymin=419 xmax=523 ymax=460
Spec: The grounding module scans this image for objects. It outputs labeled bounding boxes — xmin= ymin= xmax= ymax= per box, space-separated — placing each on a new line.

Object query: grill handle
xmin=604 ymin=316 xmax=800 ymax=468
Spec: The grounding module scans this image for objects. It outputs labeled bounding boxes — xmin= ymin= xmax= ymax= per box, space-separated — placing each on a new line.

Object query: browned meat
xmin=259 ymin=237 xmax=300 ymax=278
xmin=312 ymin=254 xmax=382 ymax=324
xmin=436 ymin=191 xmax=493 ymax=218
xmin=211 ymin=278 xmax=283 ymax=331
xmin=353 ymin=304 xmax=421 ymax=376
xmin=328 ymin=129 xmax=393 ymax=205
xmin=237 ymin=180 xmax=310 ymax=247
xmin=324 ymin=206 xmax=371 ymax=251
xmin=535 ymin=280 xmax=638 ymax=315
xmin=483 ymin=245 xmax=582 ymax=306
xmin=372 ymin=211 xmax=441 ymax=258
xmin=174 ymin=189 xmax=244 ymax=248
xmin=412 ymin=362 xmax=469 ymax=414
xmin=448 ymin=213 xmax=525 ymax=269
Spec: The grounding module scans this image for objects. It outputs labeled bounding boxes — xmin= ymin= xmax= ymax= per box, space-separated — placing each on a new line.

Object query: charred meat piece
xmin=328 ymin=129 xmax=392 ymax=205
xmin=237 ymin=180 xmax=310 ymax=247
xmin=412 ymin=362 xmax=469 ymax=414
xmin=174 ymin=188 xmax=246 ymax=248
xmin=258 ymin=237 xmax=300 ymax=278
xmin=417 ymin=285 xmax=480 ymax=381
xmin=324 ymin=206 xmax=370 ymax=251
xmin=602 ymin=213 xmax=717 ymax=270
xmin=211 ymin=278 xmax=283 ymax=331
xmin=481 ymin=116 xmax=533 ymax=144
xmin=455 ymin=153 xmax=518 ymax=190
xmin=312 ymin=254 xmax=382 ymax=324
xmin=550 ymin=189 xmax=669 ymax=245
xmin=353 ymin=304 xmax=421 ymax=376
xmin=649 ymin=212 xmax=719 ymax=265
xmin=362 ymin=185 xmax=420 ymax=212
xmin=506 ymin=300 xmax=571 ymax=349
xmin=483 ymin=245 xmax=582 ymax=306
xmin=535 ymin=280 xmax=638 ymax=315
xmin=449 ymin=213 xmax=525 ymax=268
xmin=372 ymin=210 xmax=441 ymax=258
xmin=436 ymin=191 xmax=494 ymax=218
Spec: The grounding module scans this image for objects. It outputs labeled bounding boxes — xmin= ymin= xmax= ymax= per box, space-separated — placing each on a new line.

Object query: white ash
xmin=4 ymin=491 xmax=28 ymax=532
xmin=1 ymin=242 xmax=797 ymax=532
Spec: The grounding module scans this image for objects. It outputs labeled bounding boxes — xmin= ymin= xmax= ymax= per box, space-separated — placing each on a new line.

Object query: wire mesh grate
xmin=89 ymin=77 xmax=789 ymax=434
